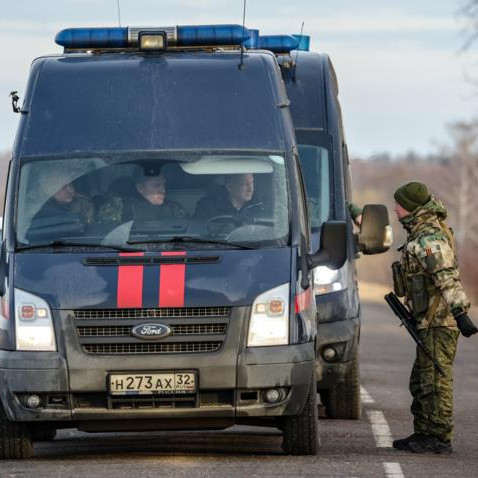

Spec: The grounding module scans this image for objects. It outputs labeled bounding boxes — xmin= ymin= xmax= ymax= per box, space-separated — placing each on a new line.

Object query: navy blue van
xmin=252 ymin=35 xmax=391 ymax=419
xmin=1 ymin=25 xmax=347 ymax=458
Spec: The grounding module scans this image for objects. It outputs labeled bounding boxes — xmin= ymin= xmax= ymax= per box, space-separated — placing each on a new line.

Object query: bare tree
xmin=461 ymin=1 xmax=478 ymax=49
xmin=449 ymin=121 xmax=478 ymax=250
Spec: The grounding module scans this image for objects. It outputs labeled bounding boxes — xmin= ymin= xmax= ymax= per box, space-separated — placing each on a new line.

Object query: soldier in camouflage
xmin=391 ymin=181 xmax=477 ymax=454
xmin=349 ymin=203 xmax=362 ymax=226
xmin=98 ymin=171 xmax=187 ymax=223
xmin=34 ymin=171 xmax=94 ymax=225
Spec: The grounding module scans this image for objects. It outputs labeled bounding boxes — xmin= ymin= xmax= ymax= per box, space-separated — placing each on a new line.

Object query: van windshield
xmin=297 ymin=144 xmax=330 ymax=232
xmin=16 ymin=153 xmax=289 ymax=251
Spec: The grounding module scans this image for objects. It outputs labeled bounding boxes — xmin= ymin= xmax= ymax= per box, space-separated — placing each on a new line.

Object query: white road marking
xmin=366 ymin=410 xmax=394 ymax=448
xmin=362 ymin=389 xmax=404 ymax=477
xmin=360 ymin=385 xmax=375 ymax=404
xmin=383 ymin=462 xmax=405 ymax=478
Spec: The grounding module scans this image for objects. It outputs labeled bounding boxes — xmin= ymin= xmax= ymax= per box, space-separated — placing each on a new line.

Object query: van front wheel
xmin=282 ymin=373 xmax=320 ymax=455
xmin=0 ymin=404 xmax=34 ymax=459
xmin=322 ymin=350 xmax=361 ymax=420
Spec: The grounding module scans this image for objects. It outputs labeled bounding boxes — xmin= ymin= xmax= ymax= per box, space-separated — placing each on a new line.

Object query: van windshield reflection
xmin=16 ymin=153 xmax=290 ymax=251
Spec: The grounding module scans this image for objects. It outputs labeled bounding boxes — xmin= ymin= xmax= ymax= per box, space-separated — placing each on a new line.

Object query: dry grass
xmin=358 ymin=281 xmax=391 ymax=304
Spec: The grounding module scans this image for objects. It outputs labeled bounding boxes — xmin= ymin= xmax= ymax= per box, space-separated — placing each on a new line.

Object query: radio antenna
xmin=238 ymin=0 xmax=247 ymax=70
xmin=117 ymin=0 xmax=122 ymax=27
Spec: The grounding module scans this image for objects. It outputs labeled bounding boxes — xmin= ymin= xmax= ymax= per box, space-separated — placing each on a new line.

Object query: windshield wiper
xmin=17 ymin=240 xmax=138 ymax=252
xmin=127 ymin=236 xmax=254 ymax=250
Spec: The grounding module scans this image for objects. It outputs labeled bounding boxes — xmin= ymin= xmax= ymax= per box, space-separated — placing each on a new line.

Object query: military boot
xmin=408 ymin=435 xmax=452 ymax=454
xmin=392 ymin=433 xmax=427 ymax=451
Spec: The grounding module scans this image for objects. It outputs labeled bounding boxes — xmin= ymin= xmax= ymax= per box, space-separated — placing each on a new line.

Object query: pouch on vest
xmin=392 ymin=261 xmax=405 ymax=297
xmin=410 ymin=274 xmax=429 ymax=315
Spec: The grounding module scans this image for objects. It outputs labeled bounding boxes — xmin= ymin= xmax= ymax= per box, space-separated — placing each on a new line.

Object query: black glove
xmin=454 ymin=312 xmax=478 ymax=337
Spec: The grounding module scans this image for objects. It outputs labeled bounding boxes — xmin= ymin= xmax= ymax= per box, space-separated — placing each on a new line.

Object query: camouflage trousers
xmin=409 ymin=327 xmax=459 ymax=443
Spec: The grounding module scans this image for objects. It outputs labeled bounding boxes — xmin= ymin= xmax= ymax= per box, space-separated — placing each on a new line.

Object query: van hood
xmin=13 ymin=249 xmax=292 ymax=310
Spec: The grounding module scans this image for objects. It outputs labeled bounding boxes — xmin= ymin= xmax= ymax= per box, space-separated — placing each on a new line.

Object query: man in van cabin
xmin=392 ymin=181 xmax=477 ymax=454
xmin=98 ymin=168 xmax=187 ymax=223
xmin=194 ymin=173 xmax=263 ymax=221
xmin=34 ymin=169 xmax=95 ymax=225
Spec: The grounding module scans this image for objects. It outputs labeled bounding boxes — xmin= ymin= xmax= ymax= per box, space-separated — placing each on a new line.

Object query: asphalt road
xmin=1 ymin=300 xmax=477 ymax=477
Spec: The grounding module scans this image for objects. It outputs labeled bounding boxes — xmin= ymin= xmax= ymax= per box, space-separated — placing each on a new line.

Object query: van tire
xmin=0 ymin=404 xmax=34 ymax=459
xmin=323 ymin=350 xmax=361 ymax=420
xmin=282 ymin=372 xmax=320 ymax=455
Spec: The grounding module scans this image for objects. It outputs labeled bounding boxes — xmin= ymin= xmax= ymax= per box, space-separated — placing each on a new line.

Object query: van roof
xmin=18 ymin=50 xmax=290 ymax=156
xmin=282 ymin=51 xmax=337 ymax=131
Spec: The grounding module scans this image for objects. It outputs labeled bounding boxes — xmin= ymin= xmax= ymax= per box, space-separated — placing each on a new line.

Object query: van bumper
xmin=315 ymin=317 xmax=359 ymax=389
xmin=0 ymin=343 xmax=314 ymax=425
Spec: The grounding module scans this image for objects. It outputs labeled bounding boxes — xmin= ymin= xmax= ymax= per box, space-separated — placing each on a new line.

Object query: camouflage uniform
xmin=98 ymin=194 xmax=187 ymax=223
xmin=68 ymin=195 xmax=95 ymax=224
xmin=349 ymin=203 xmax=362 ymax=224
xmin=34 ymin=194 xmax=95 ymax=224
xmin=399 ymin=196 xmax=470 ymax=443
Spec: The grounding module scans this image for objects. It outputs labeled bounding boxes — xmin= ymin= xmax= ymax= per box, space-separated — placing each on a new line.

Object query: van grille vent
xmin=83 ymin=342 xmax=222 ymax=355
xmin=74 ymin=307 xmax=230 ymax=320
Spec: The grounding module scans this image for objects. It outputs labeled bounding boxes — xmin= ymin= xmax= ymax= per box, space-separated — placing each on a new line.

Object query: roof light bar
xmin=178 ymin=25 xmax=250 ymax=46
xmin=243 ymin=29 xmax=259 ymax=49
xmin=55 ymin=25 xmax=251 ymax=50
xmin=258 ymin=35 xmax=300 ymax=54
xmin=292 ymin=34 xmax=310 ymax=51
xmin=55 ymin=27 xmax=128 ymax=49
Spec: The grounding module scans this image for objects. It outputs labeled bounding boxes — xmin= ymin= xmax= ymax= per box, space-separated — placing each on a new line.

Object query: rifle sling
xmin=424 ymin=294 xmax=441 ymax=329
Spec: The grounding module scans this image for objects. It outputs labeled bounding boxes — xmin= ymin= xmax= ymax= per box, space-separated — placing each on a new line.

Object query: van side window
xmin=297 ymin=145 xmax=331 ymax=232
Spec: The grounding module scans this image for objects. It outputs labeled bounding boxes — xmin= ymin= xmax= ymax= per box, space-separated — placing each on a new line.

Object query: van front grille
xmin=83 ymin=342 xmax=223 ymax=355
xmin=74 ymin=307 xmax=230 ymax=320
xmin=73 ymin=307 xmax=230 ymax=356
xmin=77 ymin=324 xmax=227 ymax=337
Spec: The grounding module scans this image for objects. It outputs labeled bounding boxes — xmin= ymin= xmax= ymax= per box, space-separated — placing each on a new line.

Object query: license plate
xmin=109 ymin=372 xmax=196 ymax=395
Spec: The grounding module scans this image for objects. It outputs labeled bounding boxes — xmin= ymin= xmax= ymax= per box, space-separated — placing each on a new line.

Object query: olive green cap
xmin=394 ymin=181 xmax=430 ymax=212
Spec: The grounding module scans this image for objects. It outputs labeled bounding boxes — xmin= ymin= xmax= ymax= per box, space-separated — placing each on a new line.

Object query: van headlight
xmin=313 ymin=266 xmax=346 ymax=295
xmin=247 ymin=283 xmax=289 ymax=347
xmin=15 ymin=288 xmax=56 ymax=351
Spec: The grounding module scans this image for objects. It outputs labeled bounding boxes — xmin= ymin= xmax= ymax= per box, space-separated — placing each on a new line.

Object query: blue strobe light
xmin=258 ymin=35 xmax=300 ymax=54
xmin=55 ymin=25 xmax=251 ymax=50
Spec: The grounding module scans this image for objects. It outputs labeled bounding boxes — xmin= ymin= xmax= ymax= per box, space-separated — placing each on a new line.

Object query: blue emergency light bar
xmin=55 ymin=25 xmax=251 ymax=49
xmin=292 ymin=34 xmax=310 ymax=51
xmin=257 ymin=35 xmax=300 ymax=53
xmin=243 ymin=29 xmax=259 ymax=49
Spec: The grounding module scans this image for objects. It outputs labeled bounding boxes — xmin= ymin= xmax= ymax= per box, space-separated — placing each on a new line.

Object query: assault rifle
xmin=384 ymin=292 xmax=446 ymax=377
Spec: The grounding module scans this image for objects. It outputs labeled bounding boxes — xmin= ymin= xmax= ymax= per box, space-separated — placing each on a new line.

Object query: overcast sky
xmin=0 ymin=0 xmax=476 ymax=156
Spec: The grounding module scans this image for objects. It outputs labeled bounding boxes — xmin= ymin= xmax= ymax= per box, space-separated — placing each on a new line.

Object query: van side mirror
xmin=357 ymin=204 xmax=392 ymax=255
xmin=309 ymin=220 xmax=347 ymax=269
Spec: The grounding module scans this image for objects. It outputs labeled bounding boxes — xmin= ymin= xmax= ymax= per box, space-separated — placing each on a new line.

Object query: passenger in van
xmin=33 ymin=170 xmax=95 ymax=225
xmin=98 ymin=169 xmax=188 ymax=223
xmin=194 ymin=173 xmax=264 ymax=221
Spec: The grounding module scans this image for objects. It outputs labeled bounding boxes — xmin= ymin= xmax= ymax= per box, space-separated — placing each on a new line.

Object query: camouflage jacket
xmin=349 ymin=203 xmax=363 ymax=223
xmin=34 ymin=194 xmax=94 ymax=224
xmin=399 ymin=196 xmax=470 ymax=330
xmin=98 ymin=194 xmax=188 ymax=223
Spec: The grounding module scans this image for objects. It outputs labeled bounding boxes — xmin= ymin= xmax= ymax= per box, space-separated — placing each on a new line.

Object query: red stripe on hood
xmin=117 ymin=252 xmax=144 ymax=308
xmin=159 ymin=251 xmax=186 ymax=307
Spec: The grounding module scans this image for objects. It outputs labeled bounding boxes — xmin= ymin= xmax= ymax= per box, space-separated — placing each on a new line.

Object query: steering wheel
xmin=206 ymin=215 xmax=242 ymax=234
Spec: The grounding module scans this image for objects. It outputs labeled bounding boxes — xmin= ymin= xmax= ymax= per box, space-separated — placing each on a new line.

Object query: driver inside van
xmin=194 ymin=173 xmax=264 ymax=221
xmin=98 ymin=168 xmax=188 ymax=223
xmin=33 ymin=169 xmax=95 ymax=225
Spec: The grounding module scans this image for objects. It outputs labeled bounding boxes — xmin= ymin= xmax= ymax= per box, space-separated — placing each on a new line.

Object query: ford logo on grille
xmin=131 ymin=324 xmax=171 ymax=341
